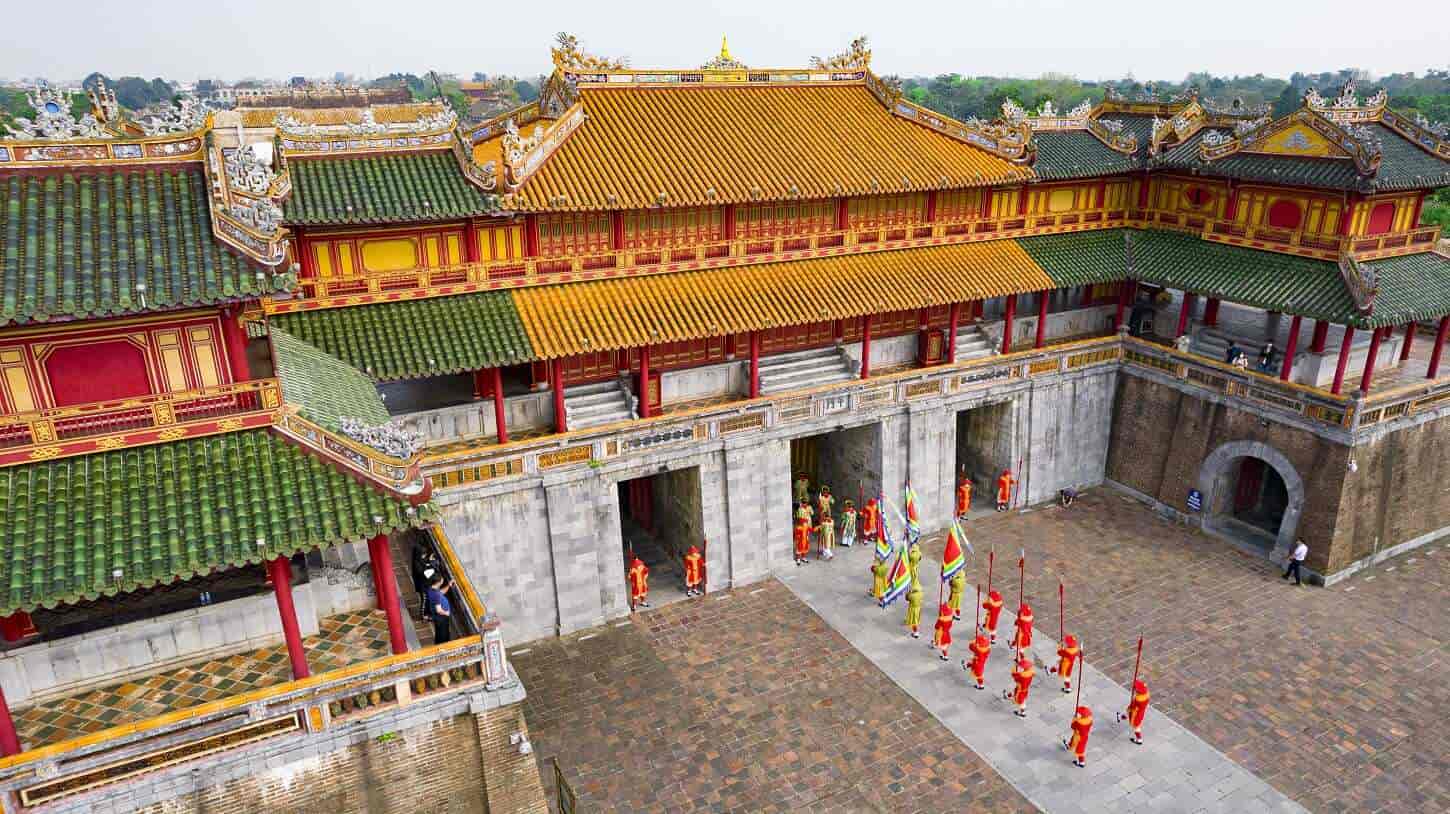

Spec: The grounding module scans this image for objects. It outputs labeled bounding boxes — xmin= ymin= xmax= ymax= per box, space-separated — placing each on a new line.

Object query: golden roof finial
xmin=702 ymin=35 xmax=747 ymax=70
xmin=720 ymin=36 xmax=731 ymax=61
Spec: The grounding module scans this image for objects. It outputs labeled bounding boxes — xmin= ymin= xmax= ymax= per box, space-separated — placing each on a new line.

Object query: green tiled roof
xmin=0 ymin=430 xmax=432 ymax=614
xmin=270 ymin=291 xmax=535 ymax=380
xmin=1032 ymin=131 xmax=1139 ymax=180
xmin=284 ymin=150 xmax=499 ymax=226
xmin=1361 ymin=252 xmax=1450 ymax=328
xmin=1017 ymin=230 xmax=1129 ymax=286
xmin=0 ymin=167 xmax=283 ymax=325
xmin=1154 ymin=121 xmax=1450 ymax=192
xmin=270 ymin=328 xmax=389 ymax=431
xmin=1127 ymin=229 xmax=1359 ymax=324
xmin=1368 ymin=123 xmax=1450 ymax=191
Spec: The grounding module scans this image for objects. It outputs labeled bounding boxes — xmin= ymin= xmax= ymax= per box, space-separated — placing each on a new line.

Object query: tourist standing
xmin=426 ymin=574 xmax=453 ymax=645
xmin=1283 ymin=539 xmax=1308 ymax=585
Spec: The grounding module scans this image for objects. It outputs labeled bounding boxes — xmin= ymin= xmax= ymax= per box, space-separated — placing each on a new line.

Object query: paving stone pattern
xmin=15 ymin=610 xmax=391 ymax=748
xmin=903 ymin=491 xmax=1450 ymax=814
xmin=511 ymin=583 xmax=1033 ymax=813
xmin=783 ymin=531 xmax=1302 ymax=814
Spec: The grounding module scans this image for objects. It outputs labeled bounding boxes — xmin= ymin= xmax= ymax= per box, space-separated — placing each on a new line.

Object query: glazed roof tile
xmin=512 ymin=240 xmax=1052 ymax=358
xmin=0 ymin=166 xmax=282 ymax=325
xmin=1360 ymin=251 xmax=1450 ymax=328
xmin=269 ymin=327 xmax=390 ymax=431
xmin=1127 ymin=229 xmax=1359 ymax=324
xmin=269 ymin=290 xmax=533 ymax=381
xmin=1368 ymin=123 xmax=1450 ymax=191
xmin=512 ymin=85 xmax=1027 ymax=211
xmin=0 ymin=429 xmax=431 ymax=614
xmin=284 ymin=149 xmax=498 ymax=226
xmin=1017 ymin=230 xmax=1129 ymax=286
xmin=1031 ymin=131 xmax=1138 ymax=180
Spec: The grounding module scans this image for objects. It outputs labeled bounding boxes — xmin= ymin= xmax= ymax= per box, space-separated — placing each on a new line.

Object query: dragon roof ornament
xmin=138 ymin=96 xmax=211 ymax=136
xmin=3 ymin=81 xmax=111 ymax=140
xmin=1203 ymin=96 xmax=1272 ymax=119
xmin=1198 ymin=108 xmax=1384 ymax=177
xmin=1305 ymin=80 xmax=1388 ymax=124
xmin=810 ymin=36 xmax=872 ymax=71
xmin=339 ymin=417 xmax=424 ymax=460
xmin=552 ymin=32 xmax=628 ymax=72
xmin=1002 ymin=97 xmax=1096 ymax=132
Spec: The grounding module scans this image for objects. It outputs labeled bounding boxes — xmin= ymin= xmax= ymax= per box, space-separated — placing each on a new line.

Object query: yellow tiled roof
xmin=237 ymin=103 xmax=448 ymax=128
xmin=512 ymin=240 xmax=1052 ymax=358
xmin=512 ymin=84 xmax=1029 ymax=211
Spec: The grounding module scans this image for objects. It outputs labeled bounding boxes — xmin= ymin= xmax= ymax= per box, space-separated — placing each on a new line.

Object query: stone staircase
xmin=758 ymin=346 xmax=858 ymax=394
xmin=563 ymin=379 xmax=636 ymax=429
xmin=954 ymin=323 xmax=995 ymax=361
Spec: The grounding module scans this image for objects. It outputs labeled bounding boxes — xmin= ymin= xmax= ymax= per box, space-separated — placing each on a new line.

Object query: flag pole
xmin=975 ymin=583 xmax=981 ymax=631
xmin=1058 ymin=579 xmax=1065 ymax=644
xmin=986 ymin=548 xmax=995 ymax=594
xmin=701 ymin=537 xmax=708 ymax=596
xmin=1128 ymin=636 xmax=1144 ymax=706
xmin=1011 ymin=456 xmax=1023 ymax=509
xmin=1071 ymin=645 xmax=1085 ymax=725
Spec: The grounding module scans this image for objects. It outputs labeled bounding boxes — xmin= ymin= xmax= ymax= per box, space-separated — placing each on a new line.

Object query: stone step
xmin=565 ymin=388 xmax=627 ymax=408
xmin=567 ymin=397 xmax=632 ymax=419
xmin=759 ymin=366 xmax=856 ymax=394
xmin=564 ymin=380 xmax=622 ymax=397
xmin=757 ymin=346 xmax=841 ymax=368
xmin=758 ymin=351 xmax=846 ymax=375
xmin=571 ymin=409 xmax=634 ymax=429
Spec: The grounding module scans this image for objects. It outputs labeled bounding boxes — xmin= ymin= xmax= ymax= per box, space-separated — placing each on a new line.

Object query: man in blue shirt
xmin=426 ymin=574 xmax=453 ymax=644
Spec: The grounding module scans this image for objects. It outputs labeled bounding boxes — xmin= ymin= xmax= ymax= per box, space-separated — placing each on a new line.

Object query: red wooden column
xmin=1428 ymin=316 xmax=1450 ymax=379
xmin=834 ymin=199 xmax=849 ymax=231
xmin=367 ymin=534 xmax=409 ymax=655
xmin=1280 ymin=315 xmax=1301 ymax=381
xmin=860 ymin=315 xmax=874 ymax=379
xmin=1399 ymin=323 xmax=1416 ymax=362
xmin=551 ymin=358 xmax=567 ymax=433
xmin=723 ymin=204 xmax=737 ymax=240
xmin=1310 ymin=320 xmax=1330 ymax=353
xmin=463 ymin=221 xmax=481 ymax=263
xmin=220 ymin=307 xmax=251 ymax=382
xmin=1359 ymin=326 xmax=1384 ymax=394
xmin=1203 ymin=298 xmax=1221 ymax=327
xmin=491 ymin=368 xmax=508 ymax=444
xmin=638 ymin=345 xmax=652 ymax=419
xmin=946 ymin=303 xmax=960 ymax=363
xmin=1001 ymin=294 xmax=1017 ymax=354
xmin=749 ymin=332 xmax=762 ymax=397
xmin=610 ymin=212 xmax=625 ymax=251
xmin=1175 ymin=292 xmax=1196 ymax=338
xmin=524 ymin=214 xmax=540 ymax=257
xmin=266 ymin=557 xmax=310 ymax=680
xmin=0 ymin=686 xmax=19 ymax=757
xmin=1113 ymin=281 xmax=1134 ymax=332
xmin=924 ymin=190 xmax=938 ymax=223
xmin=1331 ymin=327 xmax=1356 ymax=395
xmin=1034 ymin=290 xmax=1049 ymax=349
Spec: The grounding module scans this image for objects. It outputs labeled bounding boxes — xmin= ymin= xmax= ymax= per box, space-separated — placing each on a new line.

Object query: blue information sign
xmin=1186 ymin=488 xmax=1203 ymax=513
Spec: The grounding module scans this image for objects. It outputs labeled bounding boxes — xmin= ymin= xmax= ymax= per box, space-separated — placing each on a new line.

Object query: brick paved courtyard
xmin=512 ymin=490 xmax=1449 ymax=813
xmin=511 ymin=582 xmax=1032 ymax=813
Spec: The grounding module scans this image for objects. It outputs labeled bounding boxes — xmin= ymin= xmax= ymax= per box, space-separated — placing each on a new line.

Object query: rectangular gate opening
xmin=788 ymin=424 xmax=881 ymax=541
xmin=956 ymin=401 xmax=1014 ymax=516
xmin=617 ymin=466 xmax=703 ymax=609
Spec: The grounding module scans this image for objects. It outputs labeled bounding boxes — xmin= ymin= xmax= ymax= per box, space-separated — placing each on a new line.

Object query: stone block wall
xmin=1330 ymin=411 xmax=1450 ymax=572
xmin=1024 ymin=371 xmax=1117 ymax=505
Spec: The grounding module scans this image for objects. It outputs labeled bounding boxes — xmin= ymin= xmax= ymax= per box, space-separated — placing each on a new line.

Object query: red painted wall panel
xmin=46 ymin=340 xmax=151 ymax=406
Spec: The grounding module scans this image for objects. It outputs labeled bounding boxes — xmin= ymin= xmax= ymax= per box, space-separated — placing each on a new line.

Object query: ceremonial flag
xmin=874 ymin=492 xmax=893 ymax=561
xmin=880 ymin=546 xmax=911 ymax=607
xmin=941 ymin=521 xmax=969 ymax=581
xmin=904 ymin=484 xmax=921 ymax=538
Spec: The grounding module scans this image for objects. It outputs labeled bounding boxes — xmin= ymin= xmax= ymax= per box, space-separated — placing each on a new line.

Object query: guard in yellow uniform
xmin=794 ymin=473 xmax=810 ymax=505
xmin=904 ymin=580 xmax=924 ymax=637
xmin=907 ymin=539 xmax=923 ymax=587
xmin=816 ymin=511 xmax=836 ymax=560
xmin=870 ymin=558 xmax=888 ymax=601
xmin=947 ymin=569 xmax=967 ymax=620
xmin=817 ymin=485 xmax=834 ymax=525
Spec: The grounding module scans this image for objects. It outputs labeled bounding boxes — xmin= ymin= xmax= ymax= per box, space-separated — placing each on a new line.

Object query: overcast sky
xmin=3 ymin=0 xmax=1446 ymax=83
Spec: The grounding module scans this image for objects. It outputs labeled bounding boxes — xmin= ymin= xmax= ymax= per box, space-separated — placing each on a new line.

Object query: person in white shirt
xmin=1283 ymin=539 xmax=1308 ymax=586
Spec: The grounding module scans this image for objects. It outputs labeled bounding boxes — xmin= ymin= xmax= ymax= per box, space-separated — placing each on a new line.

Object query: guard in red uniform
xmin=683 ymin=544 xmax=705 ymax=597
xmin=1117 ymin=679 xmax=1151 ymax=744
xmin=627 ymin=556 xmax=650 ymax=609
xmin=861 ymin=497 xmax=880 ymax=544
xmin=1064 ymin=706 xmax=1094 ymax=767
xmin=1002 ymin=655 xmax=1036 ymax=717
xmin=964 ymin=633 xmax=991 ymax=689
xmin=1010 ymin=603 xmax=1034 ymax=652
xmin=995 ymin=469 xmax=1016 ymax=511
xmin=932 ymin=603 xmax=954 ymax=660
xmin=955 ymin=476 xmax=973 ymax=520
xmin=1052 ymin=634 xmax=1080 ymax=693
xmin=981 ymin=589 xmax=1005 ymax=645
xmin=793 ymin=509 xmax=811 ymax=566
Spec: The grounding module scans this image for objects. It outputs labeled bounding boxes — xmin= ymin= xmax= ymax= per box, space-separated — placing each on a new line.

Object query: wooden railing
xmin=0 ymin=529 xmax=501 ymax=806
xmin=1141 ymin=210 xmax=1440 ymax=262
xmin=273 ymin=209 xmax=1133 ymax=312
xmin=1345 ymin=225 xmax=1443 ymax=260
xmin=0 ymin=379 xmax=282 ymax=453
xmin=1357 ymin=374 xmax=1450 ymax=428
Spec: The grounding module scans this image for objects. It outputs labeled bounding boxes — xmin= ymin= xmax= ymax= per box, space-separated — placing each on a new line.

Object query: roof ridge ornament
xmin=810 ymin=36 xmax=872 ymax=71
xmin=702 ymin=35 xmax=748 ymax=70
xmin=1305 ymin=80 xmax=1387 ymax=124
xmin=3 ymin=81 xmax=112 ymax=141
xmin=552 ymin=32 xmax=628 ymax=72
xmin=138 ymin=95 xmax=210 ymax=136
